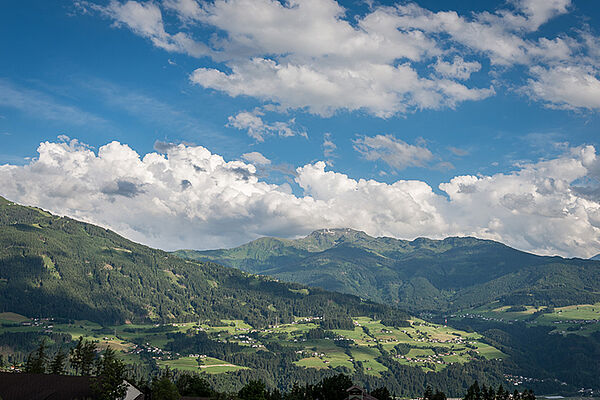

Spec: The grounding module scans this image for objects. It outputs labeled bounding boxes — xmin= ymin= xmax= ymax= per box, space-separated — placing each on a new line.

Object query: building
xmin=346 ymin=385 xmax=379 ymax=400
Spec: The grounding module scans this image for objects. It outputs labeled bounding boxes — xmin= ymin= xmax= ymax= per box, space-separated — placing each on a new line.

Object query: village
xmin=0 ymin=312 xmax=505 ymax=376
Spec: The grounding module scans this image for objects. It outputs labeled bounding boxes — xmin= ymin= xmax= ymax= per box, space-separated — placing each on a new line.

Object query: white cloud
xmin=192 ymin=59 xmax=494 ymax=117
xmin=513 ymin=0 xmax=571 ymax=31
xmin=2 ymin=139 xmax=598 ymax=257
xmin=163 ymin=0 xmax=203 ymax=22
xmin=93 ymin=0 xmax=209 ymax=57
xmin=390 ymin=2 xmax=573 ymax=66
xmin=353 ymin=134 xmax=434 ymax=170
xmin=227 ymin=110 xmax=307 ymax=141
xmin=86 ymin=0 xmax=600 ymax=113
xmin=434 ymin=57 xmax=481 ymax=80
xmin=525 ymin=65 xmax=600 ymax=110
xmin=242 ymin=151 xmax=271 ymax=165
xmin=90 ymin=0 xmax=502 ymax=116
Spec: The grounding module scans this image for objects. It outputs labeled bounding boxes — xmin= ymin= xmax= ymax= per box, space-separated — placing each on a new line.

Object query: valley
xmin=1 ymin=198 xmax=599 ymax=395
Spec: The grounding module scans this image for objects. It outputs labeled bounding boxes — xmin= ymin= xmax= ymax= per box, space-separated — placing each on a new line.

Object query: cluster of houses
xmin=128 ymin=342 xmax=172 ymax=359
xmin=455 ymin=313 xmax=521 ymax=323
xmin=20 ymin=317 xmax=54 ymax=334
xmin=504 ymin=374 xmax=568 ymax=387
xmin=295 ymin=350 xmax=326 ymax=358
xmin=294 ymin=316 xmax=323 ymax=323
xmin=396 ymin=351 xmax=462 ymax=366
xmin=230 ymin=334 xmax=265 ymax=348
xmin=552 ymin=318 xmax=599 ymax=324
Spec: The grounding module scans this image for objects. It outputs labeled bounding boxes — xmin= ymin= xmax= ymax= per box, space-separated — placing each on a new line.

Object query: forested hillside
xmin=176 ymin=228 xmax=600 ymax=312
xmin=0 ymin=198 xmax=408 ymax=326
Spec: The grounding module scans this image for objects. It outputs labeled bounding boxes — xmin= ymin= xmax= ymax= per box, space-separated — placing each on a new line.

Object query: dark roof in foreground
xmin=0 ymin=372 xmax=95 ymax=400
xmin=0 ymin=372 xmax=143 ymax=400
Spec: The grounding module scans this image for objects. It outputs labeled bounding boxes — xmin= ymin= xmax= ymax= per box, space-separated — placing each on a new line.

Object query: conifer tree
xmin=70 ymin=336 xmax=97 ymax=376
xmin=25 ymin=338 xmax=48 ymax=374
xmin=152 ymin=368 xmax=180 ymax=400
xmin=464 ymin=381 xmax=482 ymax=400
xmin=49 ymin=347 xmax=67 ymax=375
xmin=91 ymin=347 xmax=128 ymax=400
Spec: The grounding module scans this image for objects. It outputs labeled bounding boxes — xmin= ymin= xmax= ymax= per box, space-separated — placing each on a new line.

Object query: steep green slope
xmin=175 ymin=228 xmax=600 ymax=312
xmin=0 ymin=198 xmax=408 ymax=326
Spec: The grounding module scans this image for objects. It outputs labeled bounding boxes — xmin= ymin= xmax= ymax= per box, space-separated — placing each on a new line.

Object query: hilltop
xmin=175 ymin=228 xmax=600 ymax=313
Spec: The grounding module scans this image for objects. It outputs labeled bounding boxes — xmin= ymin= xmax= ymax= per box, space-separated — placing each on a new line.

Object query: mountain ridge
xmin=175 ymin=228 xmax=600 ymax=313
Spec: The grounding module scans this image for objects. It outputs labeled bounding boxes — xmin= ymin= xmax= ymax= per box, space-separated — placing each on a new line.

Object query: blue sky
xmin=0 ymin=0 xmax=599 ymax=257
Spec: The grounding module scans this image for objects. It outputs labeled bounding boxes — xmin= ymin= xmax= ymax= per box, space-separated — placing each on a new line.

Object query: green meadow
xmin=462 ymin=302 xmax=600 ymax=336
xmin=0 ymin=314 xmax=504 ymax=375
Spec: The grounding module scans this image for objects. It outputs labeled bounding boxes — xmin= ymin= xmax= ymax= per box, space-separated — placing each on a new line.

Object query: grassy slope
xmin=175 ymin=229 xmax=600 ymax=312
xmin=1 ymin=315 xmax=500 ymax=376
xmin=461 ymin=301 xmax=600 ymax=336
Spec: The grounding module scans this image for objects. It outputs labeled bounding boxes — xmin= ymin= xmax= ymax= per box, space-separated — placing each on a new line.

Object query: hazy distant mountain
xmin=175 ymin=228 xmax=600 ymax=313
xmin=0 ymin=198 xmax=405 ymax=325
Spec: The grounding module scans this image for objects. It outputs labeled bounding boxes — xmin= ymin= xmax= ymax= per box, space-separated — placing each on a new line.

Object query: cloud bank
xmin=1 ymin=138 xmax=599 ymax=258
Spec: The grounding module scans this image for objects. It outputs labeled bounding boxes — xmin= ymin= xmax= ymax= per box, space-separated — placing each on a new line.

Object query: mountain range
xmin=175 ymin=228 xmax=600 ymax=313
xmin=0 ymin=197 xmax=406 ymax=326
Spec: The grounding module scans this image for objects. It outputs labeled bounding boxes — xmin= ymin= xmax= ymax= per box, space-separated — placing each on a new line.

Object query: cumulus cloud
xmin=227 ymin=110 xmax=307 ymax=141
xmin=391 ymin=1 xmax=573 ymax=66
xmin=192 ymin=59 xmax=494 ymax=117
xmin=524 ymin=65 xmax=600 ymax=110
xmin=353 ymin=134 xmax=434 ymax=170
xmin=88 ymin=0 xmax=505 ymax=116
xmin=1 ymin=139 xmax=599 ymax=257
xmin=84 ymin=0 xmax=600 ymax=114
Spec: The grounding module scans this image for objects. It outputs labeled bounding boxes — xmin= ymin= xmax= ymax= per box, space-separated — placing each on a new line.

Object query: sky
xmin=0 ymin=0 xmax=599 ymax=258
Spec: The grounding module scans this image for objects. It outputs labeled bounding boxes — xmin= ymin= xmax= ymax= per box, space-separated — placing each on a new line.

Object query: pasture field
xmin=539 ymin=303 xmax=600 ymax=322
xmin=158 ymin=356 xmax=247 ymax=374
xmin=350 ymin=346 xmax=388 ymax=376
xmin=0 ymin=312 xmax=29 ymax=323
xmin=0 ymin=314 xmax=503 ymax=375
xmin=460 ymin=302 xmax=600 ymax=336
